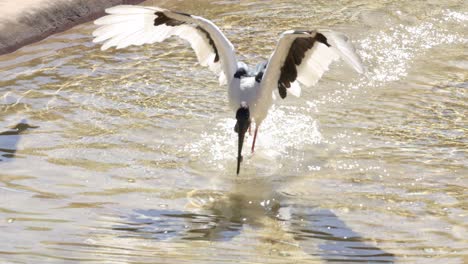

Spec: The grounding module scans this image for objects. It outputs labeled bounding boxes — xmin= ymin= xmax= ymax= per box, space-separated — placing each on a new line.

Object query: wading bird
xmin=92 ymin=5 xmax=364 ymax=174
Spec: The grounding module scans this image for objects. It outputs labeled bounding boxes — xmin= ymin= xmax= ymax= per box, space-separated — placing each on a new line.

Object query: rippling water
xmin=1 ymin=0 xmax=467 ymax=263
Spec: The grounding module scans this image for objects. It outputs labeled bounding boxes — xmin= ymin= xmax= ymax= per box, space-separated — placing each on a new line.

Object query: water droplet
xmin=424 ymin=248 xmax=434 ymax=253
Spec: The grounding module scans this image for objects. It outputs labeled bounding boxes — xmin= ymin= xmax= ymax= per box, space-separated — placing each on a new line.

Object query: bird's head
xmin=234 ymin=102 xmax=251 ymax=175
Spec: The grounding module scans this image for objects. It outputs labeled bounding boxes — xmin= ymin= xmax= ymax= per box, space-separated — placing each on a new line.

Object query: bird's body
xmin=235 ymin=76 xmax=259 ymax=109
xmin=229 ymin=62 xmax=266 ymax=120
xmin=92 ymin=5 xmax=364 ymax=174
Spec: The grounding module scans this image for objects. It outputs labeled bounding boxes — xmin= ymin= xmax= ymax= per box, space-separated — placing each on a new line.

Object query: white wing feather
xmin=251 ymin=30 xmax=363 ymax=122
xmin=104 ymin=5 xmax=163 ymax=14
xmin=92 ymin=5 xmax=237 ymax=85
xmin=320 ymin=30 xmax=364 ymax=74
xmin=261 ymin=30 xmax=363 ymax=98
xmin=296 ymin=41 xmax=340 ymax=87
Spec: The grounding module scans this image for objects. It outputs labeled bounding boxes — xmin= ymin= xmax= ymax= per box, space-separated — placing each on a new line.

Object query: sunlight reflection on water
xmin=185 ymin=104 xmax=322 ymax=172
xmin=0 ymin=0 xmax=467 ymax=263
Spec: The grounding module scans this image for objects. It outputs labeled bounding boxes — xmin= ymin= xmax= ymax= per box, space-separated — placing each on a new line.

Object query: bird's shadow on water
xmin=113 ymin=177 xmax=394 ymax=263
xmin=0 ymin=119 xmax=38 ymax=162
xmin=286 ymin=207 xmax=395 ymax=263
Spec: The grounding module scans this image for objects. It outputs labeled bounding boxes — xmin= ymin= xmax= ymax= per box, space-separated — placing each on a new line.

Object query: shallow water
xmin=1 ymin=0 xmax=467 ymax=263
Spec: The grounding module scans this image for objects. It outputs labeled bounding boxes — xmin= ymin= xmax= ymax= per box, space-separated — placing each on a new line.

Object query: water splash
xmin=185 ymin=104 xmax=322 ymax=171
xmin=317 ymin=9 xmax=468 ymax=105
xmin=184 ymin=10 xmax=468 ymax=172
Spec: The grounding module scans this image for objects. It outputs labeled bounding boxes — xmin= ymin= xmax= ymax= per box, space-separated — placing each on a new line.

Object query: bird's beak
xmin=237 ymin=121 xmax=247 ymax=174
xmin=235 ymin=106 xmax=250 ymax=175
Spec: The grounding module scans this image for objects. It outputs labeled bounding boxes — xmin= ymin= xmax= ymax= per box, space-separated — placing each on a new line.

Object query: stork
xmin=92 ymin=5 xmax=364 ymax=174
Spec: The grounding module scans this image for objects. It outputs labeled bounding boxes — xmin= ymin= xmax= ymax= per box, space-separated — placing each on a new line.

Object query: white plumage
xmin=321 ymin=30 xmax=365 ymax=74
xmin=296 ymin=42 xmax=339 ymax=86
xmin=93 ymin=5 xmax=236 ymax=86
xmin=92 ymin=5 xmax=364 ymax=174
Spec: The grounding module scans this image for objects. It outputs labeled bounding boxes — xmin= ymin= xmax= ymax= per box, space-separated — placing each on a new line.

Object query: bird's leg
xmin=251 ymin=125 xmax=259 ymax=153
xmin=248 ymin=123 xmax=252 ymax=136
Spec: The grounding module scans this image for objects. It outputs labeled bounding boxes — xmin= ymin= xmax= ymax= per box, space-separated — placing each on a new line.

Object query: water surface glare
xmin=1 ymin=0 xmax=467 ymax=263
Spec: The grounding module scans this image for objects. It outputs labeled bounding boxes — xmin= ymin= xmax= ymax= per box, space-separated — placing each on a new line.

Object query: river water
xmin=1 ymin=0 xmax=467 ymax=263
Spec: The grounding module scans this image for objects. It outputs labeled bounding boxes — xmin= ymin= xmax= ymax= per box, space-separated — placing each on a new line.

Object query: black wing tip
xmin=315 ymin=32 xmax=331 ymax=47
xmin=153 ymin=10 xmax=220 ymax=64
xmin=196 ymin=26 xmax=220 ymax=63
xmin=173 ymin=11 xmax=192 ymax=17
xmin=278 ymin=84 xmax=287 ymax=99
xmin=154 ymin=11 xmax=185 ymax=26
xmin=277 ymin=31 xmax=332 ymax=97
xmin=289 ymin=30 xmax=331 ymax=47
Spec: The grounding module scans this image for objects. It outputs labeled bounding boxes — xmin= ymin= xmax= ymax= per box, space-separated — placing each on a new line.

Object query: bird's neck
xmin=228 ymin=77 xmax=243 ymax=110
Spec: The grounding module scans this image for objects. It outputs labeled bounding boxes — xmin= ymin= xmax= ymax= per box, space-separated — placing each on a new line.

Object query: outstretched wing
xmin=260 ymin=30 xmax=364 ymax=99
xmin=92 ymin=5 xmax=238 ymax=85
